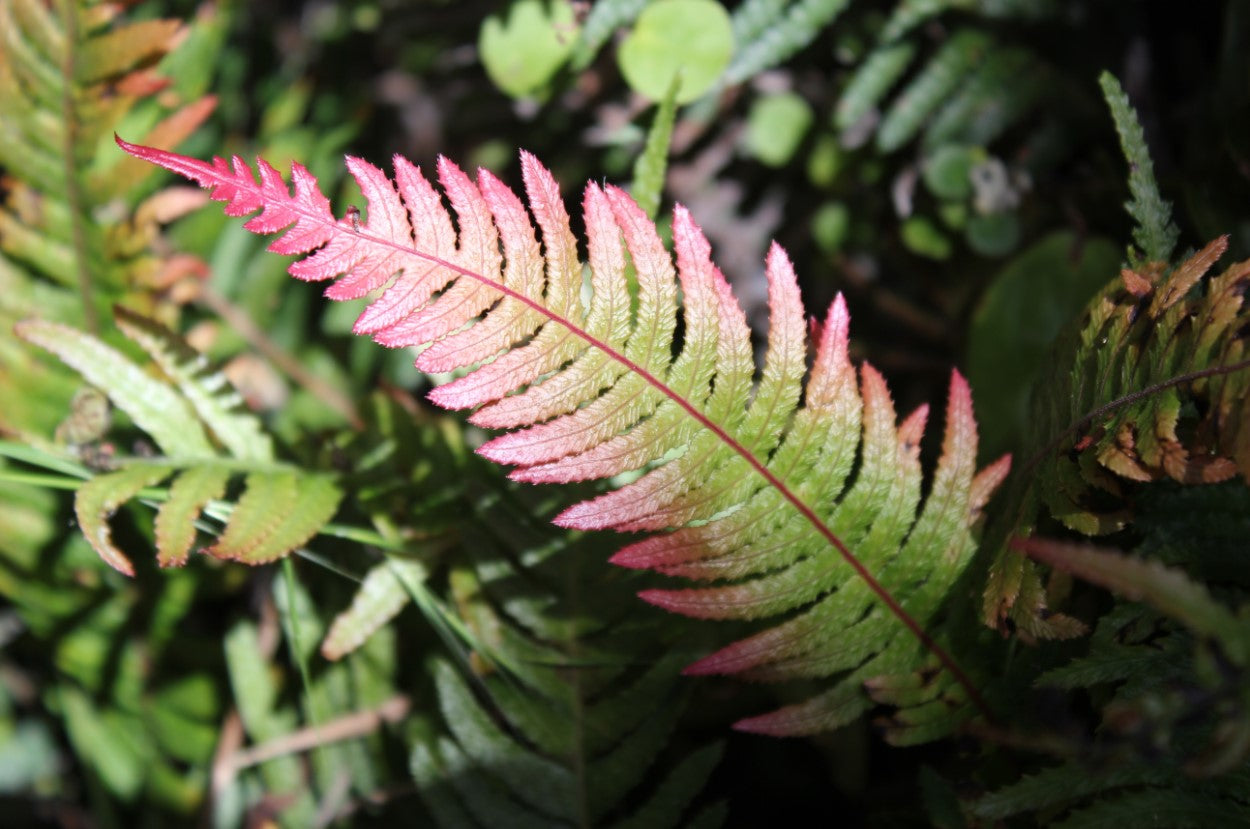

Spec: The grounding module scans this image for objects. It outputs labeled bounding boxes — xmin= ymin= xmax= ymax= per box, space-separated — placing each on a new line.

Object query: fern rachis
xmin=116 ymin=136 xmax=1007 ymax=731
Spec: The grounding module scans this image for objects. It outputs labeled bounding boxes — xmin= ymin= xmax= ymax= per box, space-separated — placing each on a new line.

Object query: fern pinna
xmin=118 ymin=137 xmax=1009 ymax=735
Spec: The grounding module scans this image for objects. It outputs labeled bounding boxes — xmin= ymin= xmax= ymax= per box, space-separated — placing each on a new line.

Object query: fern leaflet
xmin=16 ymin=311 xmax=341 ymax=574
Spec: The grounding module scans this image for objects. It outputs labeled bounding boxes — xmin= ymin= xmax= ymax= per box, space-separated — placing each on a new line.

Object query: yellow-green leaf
xmin=154 ymin=464 xmax=230 ymax=567
xmin=75 ymin=463 xmax=175 ymax=575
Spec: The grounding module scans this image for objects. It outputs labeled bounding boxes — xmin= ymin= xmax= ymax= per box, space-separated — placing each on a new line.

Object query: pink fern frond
xmin=118 ymin=136 xmax=1008 ymax=733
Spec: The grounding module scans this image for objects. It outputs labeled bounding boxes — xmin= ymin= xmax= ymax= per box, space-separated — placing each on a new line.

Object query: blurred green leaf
xmin=479 ymin=0 xmax=578 ymax=99
xmin=618 ymin=0 xmax=733 ymax=104
xmin=811 ymin=202 xmax=850 ymax=253
xmin=745 ymin=91 xmax=813 ymax=167
xmin=900 ymin=215 xmax=952 ymax=259
xmin=967 ymin=231 xmax=1118 ymax=456
xmin=923 ymin=144 xmax=982 ymax=201
xmin=965 ymin=210 xmax=1021 ymax=256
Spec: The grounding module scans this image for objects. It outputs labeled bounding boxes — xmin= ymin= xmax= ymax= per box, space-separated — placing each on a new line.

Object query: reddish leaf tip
xmin=636 ymin=588 xmax=681 ymax=611
xmin=730 ymin=713 xmax=795 ymax=736
xmin=551 ymin=501 xmax=606 ymax=530
xmin=608 ymin=543 xmax=651 ymax=569
xmin=680 ymin=653 xmax=725 ymax=676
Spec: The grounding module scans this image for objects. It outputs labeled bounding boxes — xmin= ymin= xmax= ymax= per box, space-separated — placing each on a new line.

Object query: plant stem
xmin=224 ymin=695 xmax=410 ymax=773
xmin=1019 ymin=357 xmax=1250 ymax=481
xmin=57 ymin=0 xmax=97 ymax=334
xmin=197 ymin=285 xmax=363 ymax=429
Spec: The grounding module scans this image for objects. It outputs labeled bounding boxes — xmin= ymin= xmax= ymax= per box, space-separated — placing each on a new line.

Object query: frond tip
xmin=118 ymin=136 xmax=1008 ymax=734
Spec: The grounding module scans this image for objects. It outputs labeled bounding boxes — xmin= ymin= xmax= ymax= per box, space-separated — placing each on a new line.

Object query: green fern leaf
xmin=1019 ymin=538 xmax=1250 ymax=665
xmin=114 ymin=307 xmax=274 ymax=462
xmin=605 ymin=743 xmax=724 ymax=829
xmin=876 ymin=28 xmax=992 ymax=152
xmin=630 ymin=75 xmax=680 ymax=220
xmin=880 ymin=0 xmax=967 ymax=43
xmin=375 ymin=461 xmax=726 ymax=828
xmin=1055 ymin=789 xmax=1250 ymax=829
xmin=722 ymin=0 xmax=851 ymax=87
xmin=14 ymin=319 xmax=215 ymax=458
xmin=18 ymin=313 xmax=341 ymax=573
xmin=570 ymin=0 xmax=646 ymax=71
xmin=321 ymin=558 xmax=428 ymax=661
xmin=1099 ymin=71 xmax=1179 ymax=265
xmin=208 ymin=472 xmax=341 ymax=566
xmin=835 ymin=41 xmax=917 ymax=133
xmin=972 ymin=763 xmax=1176 ymax=821
xmin=154 ymin=464 xmax=230 ymax=567
xmin=922 ymin=46 xmax=1042 ymax=148
xmin=75 ymin=463 xmax=177 ymax=576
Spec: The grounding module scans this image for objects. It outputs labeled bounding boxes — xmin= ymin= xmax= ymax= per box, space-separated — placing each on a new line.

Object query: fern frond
xmin=1099 ymin=71 xmax=1179 ymax=265
xmin=413 ymin=657 xmax=721 ymax=829
xmin=880 ymin=0 xmax=966 ymax=43
xmin=983 ymin=237 xmax=1250 ymax=637
xmin=569 ymin=0 xmax=646 ymax=71
xmin=0 ymin=0 xmax=215 ymax=335
xmin=834 ymin=3 xmax=1062 ymax=176
xmin=113 ymin=307 xmax=273 ymax=462
xmin=16 ymin=313 xmax=341 ymax=574
xmin=876 ymin=28 xmax=992 ymax=152
xmin=16 ymin=319 xmax=216 ymax=459
xmin=119 ymin=138 xmax=1008 ymax=733
xmin=722 ymin=0 xmax=851 ymax=87
xmin=834 ymin=41 xmax=917 ymax=133
xmin=630 ymin=76 xmax=680 ymax=220
xmin=1020 ymin=538 xmax=1250 ymax=663
xmin=923 ymin=46 xmax=1043 ymax=148
xmin=321 ymin=558 xmax=427 ymax=661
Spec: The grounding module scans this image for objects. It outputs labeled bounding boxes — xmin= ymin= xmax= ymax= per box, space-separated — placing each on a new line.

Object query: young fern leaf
xmin=118 ymin=137 xmax=1008 ymax=732
xmin=16 ymin=312 xmax=341 ymax=574
xmin=1099 ymin=71 xmax=1179 ymax=265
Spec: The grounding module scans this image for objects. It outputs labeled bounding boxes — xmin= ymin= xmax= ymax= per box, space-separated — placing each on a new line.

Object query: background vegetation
xmin=1 ymin=0 xmax=1247 ymax=826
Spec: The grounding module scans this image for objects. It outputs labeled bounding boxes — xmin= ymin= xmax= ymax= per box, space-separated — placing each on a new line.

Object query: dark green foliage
xmin=969 ymin=495 xmax=1250 ymax=823
xmin=967 ymin=232 xmax=1121 ymax=456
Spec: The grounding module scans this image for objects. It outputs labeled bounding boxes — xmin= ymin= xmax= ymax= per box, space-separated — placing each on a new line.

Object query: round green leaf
xmin=937 ymin=200 xmax=968 ymax=230
xmin=618 ymin=0 xmax=733 ymax=104
xmin=923 ymin=144 xmax=983 ymax=201
xmin=479 ymin=0 xmax=578 ymax=99
xmin=807 ymin=134 xmax=844 ymax=187
xmin=812 ymin=202 xmax=850 ymax=253
xmin=901 ymin=216 xmax=952 ymax=260
xmin=965 ymin=211 xmax=1021 ymax=257
xmin=745 ymin=92 xmax=814 ymax=168
xmin=967 ymin=232 xmax=1120 ymax=456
